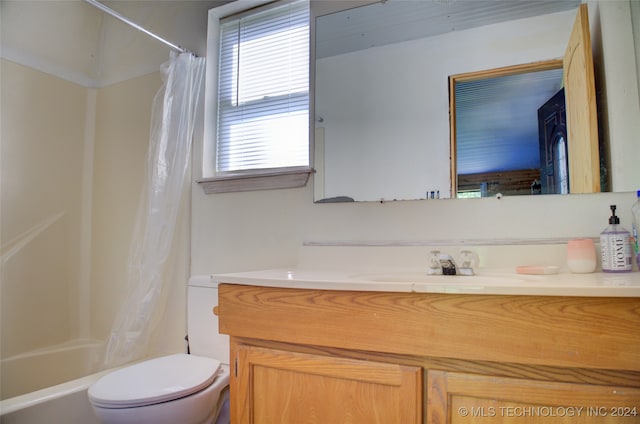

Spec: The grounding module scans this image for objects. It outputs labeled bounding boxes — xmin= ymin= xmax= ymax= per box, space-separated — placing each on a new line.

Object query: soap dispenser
xmin=600 ymin=205 xmax=632 ymax=272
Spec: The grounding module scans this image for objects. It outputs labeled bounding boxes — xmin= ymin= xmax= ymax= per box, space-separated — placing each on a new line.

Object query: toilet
xmin=88 ymin=277 xmax=231 ymax=424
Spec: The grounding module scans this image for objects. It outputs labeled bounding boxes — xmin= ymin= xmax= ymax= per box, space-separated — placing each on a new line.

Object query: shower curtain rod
xmin=84 ymin=0 xmax=192 ymax=55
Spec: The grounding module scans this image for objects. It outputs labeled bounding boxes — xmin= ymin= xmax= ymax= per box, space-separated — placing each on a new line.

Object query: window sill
xmin=197 ymin=167 xmax=313 ymax=194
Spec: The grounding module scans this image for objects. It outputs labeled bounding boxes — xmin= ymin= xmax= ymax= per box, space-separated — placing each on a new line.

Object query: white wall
xmin=593 ymin=0 xmax=640 ymax=192
xmin=192 ymin=0 xmax=640 ymax=276
xmin=191 ymin=179 xmax=638 ymax=275
xmin=633 ymin=0 xmax=640 ymax=96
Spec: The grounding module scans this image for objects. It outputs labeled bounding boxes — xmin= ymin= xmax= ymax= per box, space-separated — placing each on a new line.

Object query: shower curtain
xmin=104 ymin=52 xmax=206 ymax=367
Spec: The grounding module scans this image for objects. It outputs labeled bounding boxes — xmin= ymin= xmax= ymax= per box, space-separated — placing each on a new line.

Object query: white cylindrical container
xmin=567 ymin=238 xmax=596 ymax=273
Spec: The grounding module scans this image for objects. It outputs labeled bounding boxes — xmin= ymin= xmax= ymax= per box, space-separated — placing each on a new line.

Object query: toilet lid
xmin=88 ymin=354 xmax=221 ymax=408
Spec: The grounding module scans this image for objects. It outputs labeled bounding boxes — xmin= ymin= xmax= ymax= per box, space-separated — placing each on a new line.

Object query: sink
xmin=350 ymin=269 xmax=551 ymax=285
xmin=351 ymin=273 xmax=430 ymax=283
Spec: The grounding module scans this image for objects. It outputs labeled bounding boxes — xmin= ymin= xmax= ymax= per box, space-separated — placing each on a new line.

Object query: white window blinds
xmin=217 ymin=0 xmax=310 ymax=173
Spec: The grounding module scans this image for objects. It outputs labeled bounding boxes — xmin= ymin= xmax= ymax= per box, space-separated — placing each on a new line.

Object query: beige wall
xmin=91 ymin=72 xmax=159 ymax=340
xmin=1 ymin=60 xmax=87 ymax=357
xmin=91 ymin=70 xmax=188 ymax=355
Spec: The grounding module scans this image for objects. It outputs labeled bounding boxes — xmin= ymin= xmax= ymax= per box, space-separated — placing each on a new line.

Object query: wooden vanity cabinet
xmin=217 ymin=284 xmax=640 ymax=424
xmin=428 ymin=370 xmax=640 ymax=424
xmin=233 ymin=344 xmax=422 ymax=424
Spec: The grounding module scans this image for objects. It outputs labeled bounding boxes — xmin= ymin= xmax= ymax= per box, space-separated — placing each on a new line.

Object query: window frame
xmin=198 ymin=0 xmax=314 ymax=194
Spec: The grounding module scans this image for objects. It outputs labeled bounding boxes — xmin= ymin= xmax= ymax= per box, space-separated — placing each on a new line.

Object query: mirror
xmin=313 ymin=0 xmax=604 ymax=203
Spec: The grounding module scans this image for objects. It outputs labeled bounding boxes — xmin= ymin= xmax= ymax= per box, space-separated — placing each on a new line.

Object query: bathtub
xmin=1 ymin=339 xmax=106 ymax=400
xmin=0 ymin=339 xmax=108 ymax=423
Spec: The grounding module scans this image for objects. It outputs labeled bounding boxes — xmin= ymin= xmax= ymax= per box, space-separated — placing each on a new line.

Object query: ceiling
xmin=316 ymin=0 xmax=581 ymax=59
xmin=3 ymin=0 xmax=581 ymax=87
xmin=0 ymin=0 xmax=228 ymax=87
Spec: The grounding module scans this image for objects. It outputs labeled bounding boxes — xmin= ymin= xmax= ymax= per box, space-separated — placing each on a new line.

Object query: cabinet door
xmin=233 ymin=345 xmax=422 ymax=424
xmin=427 ymin=370 xmax=640 ymax=424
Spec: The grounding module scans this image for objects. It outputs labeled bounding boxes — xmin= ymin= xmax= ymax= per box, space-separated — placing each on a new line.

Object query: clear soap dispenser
xmin=600 ymin=205 xmax=632 ymax=272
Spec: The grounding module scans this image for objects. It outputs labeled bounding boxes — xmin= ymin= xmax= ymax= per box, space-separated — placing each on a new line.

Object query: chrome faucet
xmin=427 ymin=250 xmax=475 ymax=276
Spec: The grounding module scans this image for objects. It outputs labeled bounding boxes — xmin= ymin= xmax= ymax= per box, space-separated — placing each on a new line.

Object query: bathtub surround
xmin=0 ymin=340 xmax=105 ymax=400
xmin=1 ymin=61 xmax=88 ymax=362
xmin=0 ymin=60 xmax=162 ymax=400
xmin=0 ymin=58 xmax=193 ymax=382
xmin=1 ymin=0 xmax=218 ymax=400
xmin=79 ymin=89 xmax=97 ymax=340
xmin=1 ymin=369 xmax=106 ymax=424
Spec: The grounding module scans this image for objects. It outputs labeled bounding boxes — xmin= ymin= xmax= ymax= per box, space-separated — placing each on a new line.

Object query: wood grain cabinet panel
xmin=428 ymin=370 xmax=640 ymax=424
xmin=233 ymin=344 xmax=422 ymax=424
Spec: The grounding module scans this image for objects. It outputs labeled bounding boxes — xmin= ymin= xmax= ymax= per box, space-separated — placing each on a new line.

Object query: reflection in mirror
xmin=452 ymin=2 xmax=603 ymax=198
xmin=554 ymin=134 xmax=569 ymax=194
xmin=313 ymin=0 xmax=585 ymax=203
xmin=451 ymin=62 xmax=565 ymax=198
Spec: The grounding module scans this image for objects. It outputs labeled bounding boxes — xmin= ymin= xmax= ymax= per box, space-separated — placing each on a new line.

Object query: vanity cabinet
xmin=217 ymin=283 xmax=640 ymax=424
xmin=233 ymin=344 xmax=421 ymax=424
xmin=428 ymin=370 xmax=640 ymax=424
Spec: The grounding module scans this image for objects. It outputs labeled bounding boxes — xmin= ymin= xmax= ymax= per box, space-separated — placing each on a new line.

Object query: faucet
xmin=427 ymin=250 xmax=475 ymax=276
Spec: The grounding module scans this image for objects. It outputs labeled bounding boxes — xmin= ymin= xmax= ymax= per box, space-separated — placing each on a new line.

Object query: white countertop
xmin=212 ymin=267 xmax=640 ymax=297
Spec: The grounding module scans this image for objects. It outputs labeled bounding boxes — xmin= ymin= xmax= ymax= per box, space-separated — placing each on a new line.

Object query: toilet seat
xmin=88 ymin=354 xmax=221 ymax=408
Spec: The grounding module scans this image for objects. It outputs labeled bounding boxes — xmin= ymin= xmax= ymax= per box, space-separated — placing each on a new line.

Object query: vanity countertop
xmin=212 ymin=267 xmax=640 ymax=297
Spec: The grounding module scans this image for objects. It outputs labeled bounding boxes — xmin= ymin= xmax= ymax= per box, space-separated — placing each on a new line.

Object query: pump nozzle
xmin=609 ymin=205 xmax=620 ymax=224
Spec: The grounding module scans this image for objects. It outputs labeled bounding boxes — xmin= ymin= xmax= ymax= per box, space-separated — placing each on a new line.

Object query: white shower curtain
xmin=104 ymin=52 xmax=206 ymax=367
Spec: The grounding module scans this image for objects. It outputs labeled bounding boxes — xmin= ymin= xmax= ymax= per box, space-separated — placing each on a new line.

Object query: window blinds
xmin=217 ymin=0 xmax=310 ymax=173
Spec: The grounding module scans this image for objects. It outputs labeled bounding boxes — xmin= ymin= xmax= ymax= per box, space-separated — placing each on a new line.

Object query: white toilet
xmin=88 ymin=277 xmax=231 ymax=424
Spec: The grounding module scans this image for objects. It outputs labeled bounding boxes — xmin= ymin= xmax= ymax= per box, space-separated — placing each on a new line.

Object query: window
xmin=200 ymin=0 xmax=311 ymax=194
xmin=554 ymin=134 xmax=569 ymax=194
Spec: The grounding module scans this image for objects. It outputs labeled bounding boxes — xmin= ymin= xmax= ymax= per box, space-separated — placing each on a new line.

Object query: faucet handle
xmin=427 ymin=250 xmax=442 ymax=275
xmin=458 ymin=250 xmax=476 ymax=275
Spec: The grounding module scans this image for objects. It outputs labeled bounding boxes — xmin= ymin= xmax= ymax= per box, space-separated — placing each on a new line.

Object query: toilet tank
xmin=187 ymin=276 xmax=230 ymax=364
